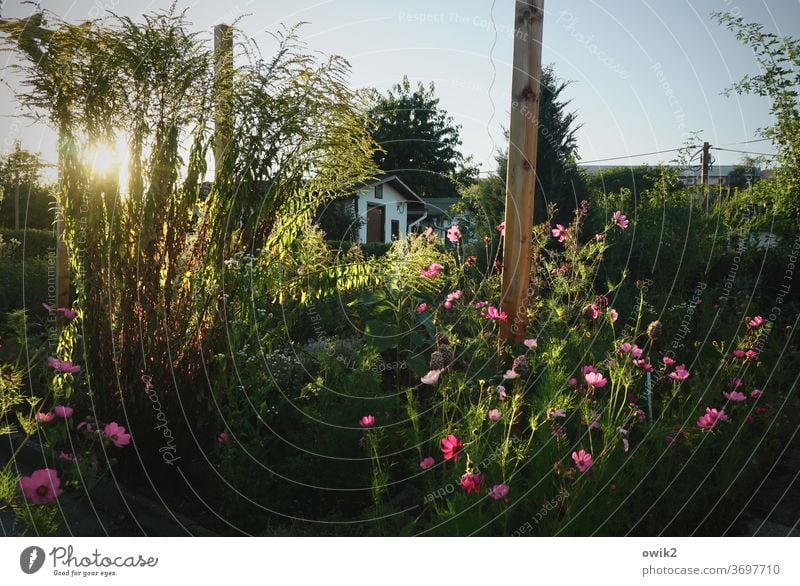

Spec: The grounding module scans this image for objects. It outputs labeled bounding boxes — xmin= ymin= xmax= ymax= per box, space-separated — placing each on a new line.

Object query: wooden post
xmin=214 ymin=24 xmax=233 ymax=169
xmin=701 ymin=141 xmax=710 ymax=213
xmin=500 ymin=0 xmax=544 ymax=341
xmin=14 ymin=180 xmax=20 ymax=229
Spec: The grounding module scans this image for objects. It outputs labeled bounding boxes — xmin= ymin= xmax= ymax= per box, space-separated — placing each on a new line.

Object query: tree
xmin=0 ymin=142 xmax=53 ymax=229
xmin=466 ymin=65 xmax=588 ymax=230
xmin=587 ymin=165 xmax=661 ymax=198
xmin=369 ymin=76 xmax=478 ymax=198
xmin=726 ymin=157 xmax=762 ymax=189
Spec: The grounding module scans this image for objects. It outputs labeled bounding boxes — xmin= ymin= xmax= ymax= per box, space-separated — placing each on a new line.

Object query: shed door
xmin=366 ymin=204 xmax=385 ymax=243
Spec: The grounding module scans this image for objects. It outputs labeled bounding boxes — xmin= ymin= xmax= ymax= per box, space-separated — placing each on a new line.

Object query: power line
xmin=717 ymin=138 xmax=771 ymax=147
xmin=579 ymin=147 xmax=692 ymax=165
xmin=712 ymin=147 xmax=776 ymax=157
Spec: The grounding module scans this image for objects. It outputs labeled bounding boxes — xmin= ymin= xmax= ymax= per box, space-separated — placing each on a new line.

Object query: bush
xmin=0 ymin=229 xmax=56 ymax=260
xmin=0 ymin=258 xmax=52 ymax=315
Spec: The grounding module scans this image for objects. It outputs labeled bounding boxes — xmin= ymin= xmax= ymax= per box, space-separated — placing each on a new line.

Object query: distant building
xmin=580 ymin=164 xmax=768 ymax=187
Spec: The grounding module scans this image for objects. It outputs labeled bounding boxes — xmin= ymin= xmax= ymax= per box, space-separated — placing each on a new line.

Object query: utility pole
xmin=701 ymin=141 xmax=710 ymax=213
xmin=500 ymin=0 xmax=544 ymax=342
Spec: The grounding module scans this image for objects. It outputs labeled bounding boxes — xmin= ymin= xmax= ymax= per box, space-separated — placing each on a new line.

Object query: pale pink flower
xmin=103 ymin=422 xmax=131 ymax=448
xmin=53 ymin=405 xmax=73 ymax=419
xmin=421 ymin=369 xmax=443 ymax=385
xmin=446 ymin=224 xmax=462 ymax=243
xmin=630 ymin=345 xmax=643 ymax=359
xmin=489 ymin=483 xmax=509 ymax=501
xmin=723 ymin=390 xmax=747 ymax=402
xmin=423 ymin=226 xmax=433 ymax=238
xmin=419 ymin=262 xmax=443 ymax=278
xmin=612 ymin=210 xmax=629 ymax=229
xmin=59 ymin=451 xmax=76 ymax=463
xmin=668 ymin=364 xmax=690 ymax=381
xmin=487 ymin=409 xmax=502 ymax=422
xmin=662 ymin=355 xmax=676 ymax=366
xmin=416 ymin=303 xmax=427 ymax=314
xmin=697 ymin=407 xmax=729 ymax=430
xmin=474 ymin=300 xmax=487 ymax=309
xmin=482 ymin=305 xmax=508 ymax=322
xmin=460 ymin=472 xmax=484 ymax=494
xmin=632 ymin=359 xmax=653 ymax=372
xmin=584 ymin=371 xmax=607 ymax=388
xmin=496 ymin=221 xmax=505 ymax=237
xmin=619 ymin=428 xmax=629 ymax=452
xmin=47 ymin=356 xmax=81 ymax=374
xmin=218 ymin=431 xmax=230 ymax=444
xmin=750 ymin=388 xmax=763 ymax=399
xmin=747 ymin=315 xmax=765 ymax=328
xmin=444 ymin=300 xmax=453 ymax=310
xmin=730 ymin=377 xmax=743 ymax=388
xmin=19 ymin=468 xmax=63 ymax=504
xmin=551 ymin=224 xmax=568 ymax=243
xmin=503 ymin=369 xmax=520 ymax=380
xmin=359 ymin=415 xmax=375 ymax=428
xmin=589 ymin=304 xmax=600 ymax=319
xmin=441 ymin=434 xmax=463 ymax=461
xmin=35 ymin=412 xmax=55 ymax=424
xmin=584 ymin=413 xmax=601 ymax=430
xmin=609 ymin=308 xmax=618 ymax=322
xmin=496 ymin=385 xmax=507 ymax=401
xmin=548 ymin=408 xmax=567 ymax=419
xmin=523 ymin=338 xmax=537 ymax=349
xmin=420 ymin=456 xmax=435 ymax=470
xmin=619 ymin=342 xmax=633 ymax=354
xmin=595 ymin=233 xmax=604 ymax=241
xmin=571 ymin=449 xmax=593 ymax=473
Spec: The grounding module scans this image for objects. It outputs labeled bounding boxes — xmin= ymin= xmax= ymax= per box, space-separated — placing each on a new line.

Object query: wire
xmin=579 ymin=147 xmax=693 ymax=165
xmin=717 ymin=138 xmax=771 ymax=147
xmin=711 ymin=147 xmax=776 ymax=157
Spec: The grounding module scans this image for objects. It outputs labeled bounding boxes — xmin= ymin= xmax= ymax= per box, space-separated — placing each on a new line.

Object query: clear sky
xmin=1 ymin=0 xmax=799 ymax=175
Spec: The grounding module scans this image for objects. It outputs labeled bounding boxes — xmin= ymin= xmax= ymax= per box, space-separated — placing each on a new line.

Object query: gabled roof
xmin=359 ymin=175 xmax=425 ymax=204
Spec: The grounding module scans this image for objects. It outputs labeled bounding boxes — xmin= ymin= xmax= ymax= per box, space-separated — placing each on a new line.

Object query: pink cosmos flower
xmin=637 ymin=409 xmax=646 ymax=423
xmin=420 ymin=456 xmax=435 ymax=470
xmin=489 ymin=483 xmax=509 ymax=501
xmin=444 ymin=300 xmax=453 ymax=310
xmin=730 ymin=377 xmax=743 ymax=388
xmin=523 ymin=338 xmax=537 ymax=349
xmin=496 ymin=385 xmax=507 ymax=401
xmin=747 ymin=315 xmax=765 ymax=328
xmin=630 ymin=345 xmax=643 ymax=359
xmin=19 ymin=468 xmax=63 ymax=504
xmin=441 ymin=434 xmax=463 ymax=461
xmin=619 ymin=342 xmax=633 ymax=354
xmin=482 ymin=305 xmax=508 ymax=322
xmin=745 ymin=349 xmax=758 ymax=359
xmin=668 ymin=364 xmax=690 ymax=381
xmin=43 ymin=303 xmax=77 ymax=320
xmin=612 ymin=210 xmax=629 ymax=229
xmin=359 ymin=415 xmax=375 ymax=428
xmin=582 ymin=364 xmax=598 ymax=375
xmin=103 ymin=422 xmax=131 ymax=448
xmin=76 ymin=417 xmax=95 ymax=433
xmin=548 ymin=408 xmax=567 ymax=419
xmin=35 ymin=412 xmax=55 ymax=424
xmin=423 ymin=226 xmax=433 ymax=238
xmin=59 ymin=451 xmax=76 ymax=463
xmin=589 ymin=304 xmax=600 ymax=319
xmin=474 ymin=300 xmax=487 ymax=309
xmin=697 ymin=407 xmax=729 ymax=430
xmin=584 ymin=413 xmax=601 ymax=430
xmin=632 ymin=359 xmax=653 ymax=372
xmin=551 ymin=224 xmax=568 ymax=243
xmin=750 ymin=388 xmax=763 ymax=399
xmin=416 ymin=303 xmax=427 ymax=314
xmin=609 ymin=309 xmax=618 ymax=322
xmin=446 ymin=224 xmax=462 ymax=243
xmin=53 ymin=405 xmax=73 ymax=419
xmin=584 ymin=371 xmax=607 ymax=388
xmin=496 ymin=221 xmax=506 ymax=236
xmin=419 ymin=262 xmax=443 ymax=278
xmin=503 ymin=369 xmax=520 ymax=380
xmin=567 ymin=377 xmax=577 ymax=386
xmin=732 ymin=349 xmax=746 ymax=359
xmin=487 ymin=409 xmax=502 ymax=422
xmin=723 ymin=390 xmax=747 ymax=402
xmin=460 ymin=472 xmax=484 ymax=494
xmin=571 ymin=449 xmax=593 ymax=473
xmin=595 ymin=233 xmax=604 ymax=241
xmin=662 ymin=355 xmax=676 ymax=366
xmin=47 ymin=357 xmax=81 ymax=374
xmin=619 ymin=428 xmax=629 ymax=452
xmin=421 ymin=369 xmax=443 ymax=385
xmin=218 ymin=431 xmax=230 ymax=444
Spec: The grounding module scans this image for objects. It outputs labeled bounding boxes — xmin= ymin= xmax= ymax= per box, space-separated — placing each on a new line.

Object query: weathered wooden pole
xmin=500 ymin=0 xmax=544 ymax=341
xmin=214 ymin=23 xmax=233 ymax=169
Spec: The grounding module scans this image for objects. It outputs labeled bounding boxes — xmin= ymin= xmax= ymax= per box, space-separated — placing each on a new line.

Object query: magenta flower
xmin=551 ymin=224 xmax=568 ymax=243
xmin=487 ymin=409 xmax=502 ymax=422
xmin=589 ymin=304 xmax=600 ymax=319
xmin=723 ymin=390 xmax=747 ymax=402
xmin=359 ymin=415 xmax=376 ymax=428
xmin=730 ymin=377 xmax=743 ymax=389
xmin=419 ymin=456 xmax=435 ymax=470
xmin=732 ymin=349 xmax=746 ymax=359
xmin=43 ymin=303 xmax=77 ymax=320
xmin=668 ymin=364 xmax=690 ymax=381
xmin=446 ymin=224 xmax=462 ymax=243
xmin=59 ymin=451 xmax=76 ymax=463
xmin=619 ymin=343 xmax=632 ymax=354
xmin=482 ymin=305 xmax=508 ymax=322
xmin=19 ymin=468 xmax=63 ymax=504
xmin=751 ymin=388 xmax=763 ymax=399
xmin=567 ymin=377 xmax=577 ymax=386
xmin=496 ymin=221 xmax=506 ymax=236
xmin=104 ymin=422 xmax=131 ymax=448
xmin=420 ymin=369 xmax=443 ymax=385
xmin=441 ymin=434 xmax=463 ymax=462
xmin=35 ymin=411 xmax=55 ymax=424
xmin=474 ymin=300 xmax=487 ymax=309
xmin=584 ymin=371 xmax=607 ymax=388
xmin=630 ymin=345 xmax=643 ymax=359
xmin=460 ymin=472 xmax=484 ymax=494
xmin=662 ymin=355 xmax=676 ymax=366
xmin=632 ymin=359 xmax=653 ymax=372
xmin=571 ymin=449 xmax=593 ymax=473
xmin=419 ymin=262 xmax=443 ymax=278
xmin=747 ymin=315 xmax=765 ymax=328
xmin=609 ymin=308 xmax=618 ymax=322
xmin=416 ymin=303 xmax=427 ymax=314
xmin=47 ymin=356 xmax=81 ymax=374
xmin=76 ymin=416 xmax=95 ymax=433
xmin=612 ymin=210 xmax=629 ymax=229
xmin=489 ymin=483 xmax=509 ymax=501
xmin=745 ymin=349 xmax=758 ymax=359
xmin=584 ymin=412 xmax=601 ymax=430
xmin=53 ymin=405 xmax=73 ymax=419
xmin=697 ymin=407 xmax=729 ymax=430
xmin=218 ymin=431 xmax=230 ymax=444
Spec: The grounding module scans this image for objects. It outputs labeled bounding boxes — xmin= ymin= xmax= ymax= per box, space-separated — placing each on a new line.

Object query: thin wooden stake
xmin=500 ymin=0 xmax=544 ymax=341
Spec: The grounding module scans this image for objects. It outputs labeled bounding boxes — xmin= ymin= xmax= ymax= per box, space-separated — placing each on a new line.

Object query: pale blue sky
xmin=1 ymin=0 xmax=798 ymax=174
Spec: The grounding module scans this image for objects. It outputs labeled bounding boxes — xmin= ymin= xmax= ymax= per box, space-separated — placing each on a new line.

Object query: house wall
xmin=356 ymin=183 xmax=409 ymax=243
